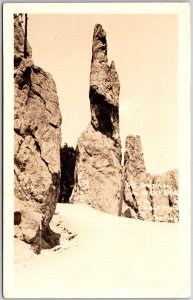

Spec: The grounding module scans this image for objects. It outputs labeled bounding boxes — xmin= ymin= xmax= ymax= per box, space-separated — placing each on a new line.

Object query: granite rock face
xmin=123 ymin=135 xmax=179 ymax=222
xmin=70 ymin=24 xmax=122 ymax=215
xmin=14 ymin=14 xmax=62 ymax=252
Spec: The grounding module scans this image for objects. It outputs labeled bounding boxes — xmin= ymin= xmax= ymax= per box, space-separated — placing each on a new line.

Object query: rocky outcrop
xmin=123 ymin=135 xmax=179 ymax=222
xmin=70 ymin=24 xmax=122 ymax=215
xmin=14 ymin=14 xmax=62 ymax=253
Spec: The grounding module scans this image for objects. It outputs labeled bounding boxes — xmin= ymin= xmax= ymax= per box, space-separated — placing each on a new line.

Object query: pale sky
xmin=28 ymin=14 xmax=178 ymax=174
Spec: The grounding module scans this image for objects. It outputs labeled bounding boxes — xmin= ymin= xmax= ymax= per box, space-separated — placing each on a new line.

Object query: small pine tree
xmin=118 ymin=167 xmax=125 ymax=216
xmin=24 ymin=14 xmax=28 ymax=58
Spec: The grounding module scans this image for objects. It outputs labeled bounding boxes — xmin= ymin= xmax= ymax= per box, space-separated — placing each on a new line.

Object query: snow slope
xmin=13 ymin=203 xmax=180 ymax=298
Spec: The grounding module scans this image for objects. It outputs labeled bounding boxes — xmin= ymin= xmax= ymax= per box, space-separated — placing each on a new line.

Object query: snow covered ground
xmin=13 ymin=203 xmax=180 ymax=298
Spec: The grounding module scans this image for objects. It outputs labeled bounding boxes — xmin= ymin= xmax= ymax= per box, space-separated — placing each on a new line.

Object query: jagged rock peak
xmin=89 ymin=24 xmax=121 ymax=155
xmin=90 ymin=24 xmax=120 ymax=107
xmin=92 ymin=24 xmax=107 ymax=59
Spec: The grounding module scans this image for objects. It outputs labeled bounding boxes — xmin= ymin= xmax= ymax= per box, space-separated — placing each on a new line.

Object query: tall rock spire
xmin=90 ymin=24 xmax=119 ymax=105
xmin=70 ymin=24 xmax=122 ymax=215
xmin=89 ymin=24 xmax=121 ymax=159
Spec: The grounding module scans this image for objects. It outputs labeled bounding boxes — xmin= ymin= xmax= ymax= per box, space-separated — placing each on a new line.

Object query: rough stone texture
xmin=123 ymin=135 xmax=179 ymax=223
xmin=14 ymin=14 xmax=62 ymax=252
xmin=70 ymin=24 xmax=122 ymax=215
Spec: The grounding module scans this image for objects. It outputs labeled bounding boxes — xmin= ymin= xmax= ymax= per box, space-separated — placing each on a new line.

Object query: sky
xmin=28 ymin=14 xmax=178 ymax=174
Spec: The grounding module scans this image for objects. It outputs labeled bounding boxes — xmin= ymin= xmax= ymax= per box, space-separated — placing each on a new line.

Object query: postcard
xmin=3 ymin=3 xmax=191 ymax=298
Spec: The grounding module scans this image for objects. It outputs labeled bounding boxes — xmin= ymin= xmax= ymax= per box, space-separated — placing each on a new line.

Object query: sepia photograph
xmin=3 ymin=3 xmax=191 ymax=298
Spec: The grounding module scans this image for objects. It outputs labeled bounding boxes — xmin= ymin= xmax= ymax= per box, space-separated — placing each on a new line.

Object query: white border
xmin=3 ymin=3 xmax=191 ymax=298
xmin=3 ymin=2 xmax=191 ymax=14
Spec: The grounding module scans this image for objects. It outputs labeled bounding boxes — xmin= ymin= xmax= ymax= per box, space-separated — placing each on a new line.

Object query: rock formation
xmin=70 ymin=24 xmax=122 ymax=215
xmin=14 ymin=14 xmax=62 ymax=253
xmin=123 ymin=135 xmax=179 ymax=222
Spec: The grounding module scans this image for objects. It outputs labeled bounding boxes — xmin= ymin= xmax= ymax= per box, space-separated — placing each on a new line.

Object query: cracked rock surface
xmin=14 ymin=15 xmax=62 ymax=252
xmin=123 ymin=135 xmax=179 ymax=223
xmin=70 ymin=24 xmax=122 ymax=215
